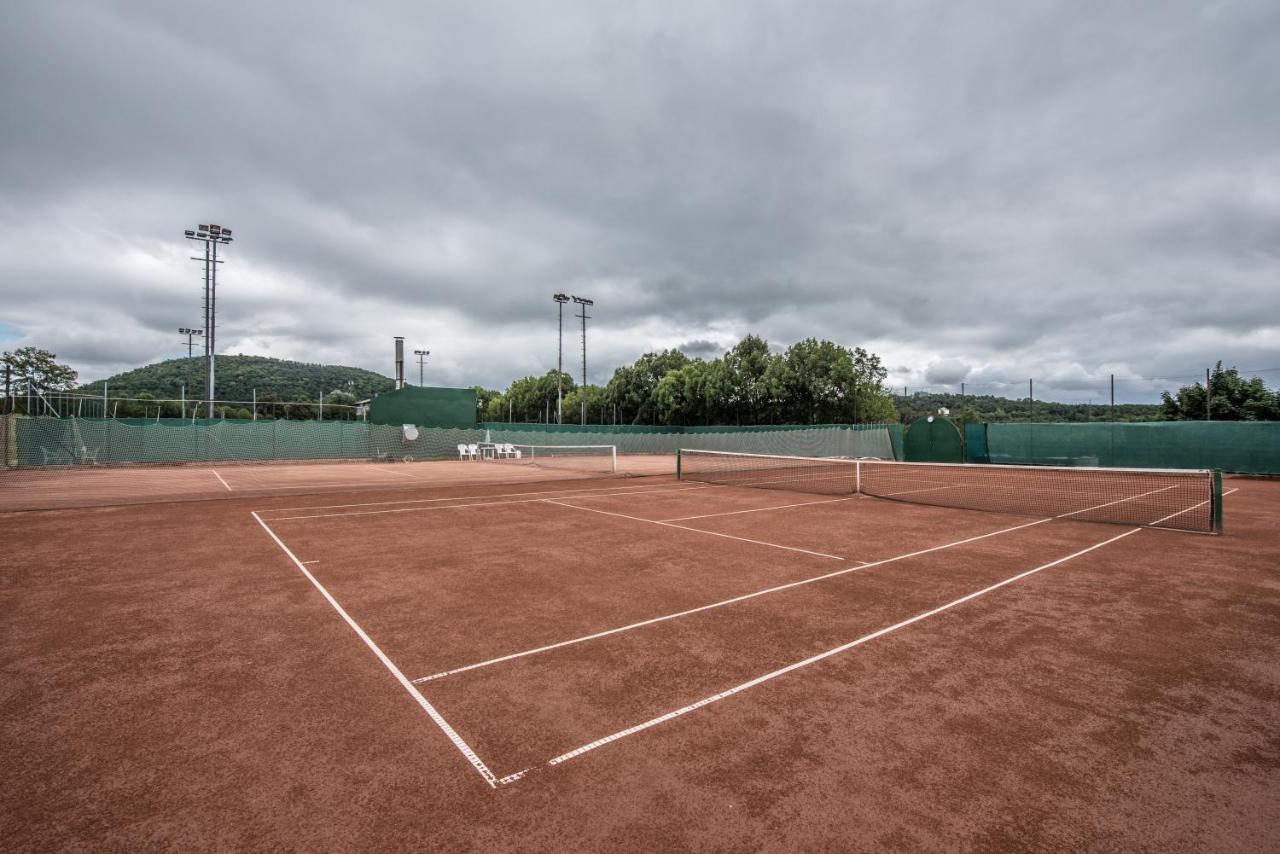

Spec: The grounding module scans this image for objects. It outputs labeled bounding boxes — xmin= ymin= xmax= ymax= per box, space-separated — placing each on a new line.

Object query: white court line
xmin=544 ymin=500 xmax=846 ymax=561
xmin=1148 ymin=487 xmax=1237 ymax=526
xmin=211 ymin=469 xmax=233 ymax=491
xmin=543 ymin=525 xmax=1143 ymax=770
xmin=880 ymin=484 xmax=963 ymax=497
xmin=661 ymin=496 xmax=858 ymax=522
xmin=415 ymin=482 xmax=1194 ymax=684
xmin=257 ymin=481 xmax=700 ymax=516
xmin=266 ymin=484 xmax=712 ymax=522
xmin=251 ymin=511 xmax=500 ymax=789
xmin=412 ymin=515 xmax=1053 ymax=684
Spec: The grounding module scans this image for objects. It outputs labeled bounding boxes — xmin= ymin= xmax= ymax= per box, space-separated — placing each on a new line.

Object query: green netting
xmin=903 ymin=416 xmax=965 ymax=463
xmin=3 ymin=417 xmax=895 ymax=471
xmin=5 ymin=417 xmax=488 ymax=467
xmin=485 ymin=424 xmax=894 ymax=459
xmin=1 ymin=414 xmax=14 ymax=468
xmin=369 ymin=387 xmax=477 ymax=428
xmin=979 ymin=422 xmax=1280 ymax=474
xmin=964 ymin=423 xmax=990 ymax=463
xmin=887 ymin=424 xmax=904 ymax=461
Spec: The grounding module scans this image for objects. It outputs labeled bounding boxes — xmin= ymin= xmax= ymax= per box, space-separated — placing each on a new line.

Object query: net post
xmin=855 ymin=459 xmax=861 ymax=495
xmin=1212 ymin=469 xmax=1223 ymax=533
xmin=610 ymin=445 xmax=617 ymax=473
xmin=676 ymin=449 xmax=682 ymax=481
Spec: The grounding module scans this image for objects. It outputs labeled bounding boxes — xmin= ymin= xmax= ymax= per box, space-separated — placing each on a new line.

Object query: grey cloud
xmin=1 ymin=1 xmax=1277 ymax=403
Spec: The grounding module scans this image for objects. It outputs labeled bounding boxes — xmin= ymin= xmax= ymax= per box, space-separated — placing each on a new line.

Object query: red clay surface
xmin=2 ymin=466 xmax=1278 ymax=851
xmin=0 ymin=453 xmax=675 ymax=512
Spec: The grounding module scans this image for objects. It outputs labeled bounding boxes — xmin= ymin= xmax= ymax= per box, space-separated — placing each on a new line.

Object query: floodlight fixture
xmin=413 ymin=349 xmax=430 ymax=386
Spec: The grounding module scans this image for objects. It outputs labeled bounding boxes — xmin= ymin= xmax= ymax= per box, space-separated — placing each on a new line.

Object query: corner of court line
xmin=248 ymin=509 xmax=504 ymax=790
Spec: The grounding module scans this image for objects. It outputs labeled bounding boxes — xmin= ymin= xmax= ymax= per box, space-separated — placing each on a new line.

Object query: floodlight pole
xmin=572 ymin=296 xmax=593 ymax=425
xmin=414 ymin=349 xmax=430 ymax=386
xmin=554 ymin=293 xmax=570 ymax=423
xmin=179 ymin=327 xmax=204 ymax=358
xmin=184 ymin=224 xmax=233 ymax=413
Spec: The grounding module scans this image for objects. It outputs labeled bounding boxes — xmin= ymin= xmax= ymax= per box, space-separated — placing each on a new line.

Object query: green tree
xmin=765 ymin=339 xmax=894 ymax=424
xmin=603 ymin=350 xmax=690 ymax=425
xmin=562 ymin=384 xmax=608 ymax=424
xmin=324 ymin=390 xmax=359 ymax=420
xmin=472 ymin=386 xmax=501 ymax=421
xmin=654 ymin=361 xmax=716 ymax=425
xmin=2 ymin=346 xmax=78 ymax=395
xmin=488 ymin=371 xmax=574 ymax=422
xmin=720 ymin=335 xmax=778 ymax=424
xmin=1160 ymin=363 xmax=1279 ymax=421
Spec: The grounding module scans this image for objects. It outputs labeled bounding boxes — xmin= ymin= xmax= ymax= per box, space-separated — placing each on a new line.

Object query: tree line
xmin=477 ymin=335 xmax=899 ymax=426
xmin=5 ymin=345 xmax=1276 ymax=424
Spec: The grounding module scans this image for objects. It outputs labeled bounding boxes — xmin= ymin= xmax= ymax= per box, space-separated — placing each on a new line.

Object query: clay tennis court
xmin=3 ymin=455 xmax=1278 ymax=850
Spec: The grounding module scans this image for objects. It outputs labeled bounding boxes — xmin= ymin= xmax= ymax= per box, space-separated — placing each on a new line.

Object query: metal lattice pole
xmin=554 ymin=293 xmax=569 ymax=423
xmin=572 ymin=296 xmax=593 ymax=424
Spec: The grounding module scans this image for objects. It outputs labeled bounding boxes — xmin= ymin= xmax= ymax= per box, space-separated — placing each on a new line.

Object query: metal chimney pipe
xmin=394 ymin=336 xmax=405 ymax=389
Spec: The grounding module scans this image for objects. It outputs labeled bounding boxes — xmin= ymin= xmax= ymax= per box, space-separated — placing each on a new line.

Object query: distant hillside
xmin=895 ymin=391 xmax=1163 ymax=423
xmin=78 ymin=355 xmax=395 ymax=403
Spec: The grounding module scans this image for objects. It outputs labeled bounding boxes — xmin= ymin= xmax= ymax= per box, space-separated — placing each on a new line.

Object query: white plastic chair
xmin=457 ymin=443 xmax=471 ymax=461
xmin=466 ymin=443 xmax=480 ymax=461
xmin=509 ymin=444 xmax=522 ymax=459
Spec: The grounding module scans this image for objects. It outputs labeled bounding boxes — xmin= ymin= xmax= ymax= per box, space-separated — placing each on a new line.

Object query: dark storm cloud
xmin=1 ymin=0 xmax=1277 ymax=402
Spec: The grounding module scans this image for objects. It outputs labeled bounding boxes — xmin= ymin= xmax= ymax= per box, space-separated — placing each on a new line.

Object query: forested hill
xmin=77 ymin=356 xmax=395 ymax=403
xmin=895 ymin=391 xmax=1162 ymax=423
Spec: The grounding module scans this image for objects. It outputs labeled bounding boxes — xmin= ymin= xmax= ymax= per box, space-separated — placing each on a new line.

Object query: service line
xmin=251 ymin=511 xmax=501 ymax=788
xmin=257 ymin=480 xmax=695 ymax=515
xmin=542 ymin=525 xmax=1144 ymax=770
xmin=416 ymin=482 xmax=1200 ymax=684
xmin=264 ymin=484 xmax=714 ymax=522
xmin=413 ymin=515 xmax=1050 ymax=683
xmin=544 ymin=500 xmax=846 ymax=560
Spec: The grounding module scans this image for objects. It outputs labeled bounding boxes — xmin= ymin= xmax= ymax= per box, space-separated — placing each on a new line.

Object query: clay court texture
xmin=3 ymin=454 xmax=1278 ymax=851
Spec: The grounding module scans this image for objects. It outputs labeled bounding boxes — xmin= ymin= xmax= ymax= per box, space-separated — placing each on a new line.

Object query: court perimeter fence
xmin=5 ymin=416 xmax=1277 ymax=475
xmin=965 ymin=422 xmax=1280 ymax=475
xmin=0 ymin=416 xmax=896 ymax=470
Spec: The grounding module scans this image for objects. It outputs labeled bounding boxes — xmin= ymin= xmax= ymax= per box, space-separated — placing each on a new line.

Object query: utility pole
xmin=1029 ymin=378 xmax=1034 ymax=420
xmin=413 ymin=349 xmax=430 ymax=386
xmin=184 ymin=224 xmax=233 ymax=412
xmin=1206 ymin=367 xmax=1211 ymax=421
xmin=1110 ymin=373 xmax=1115 ymax=420
xmin=554 ymin=293 xmax=569 ymax=423
xmin=572 ymin=295 xmax=593 ymax=424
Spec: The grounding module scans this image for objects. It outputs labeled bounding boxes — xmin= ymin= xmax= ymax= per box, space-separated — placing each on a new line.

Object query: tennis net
xmin=497 ymin=444 xmax=617 ymax=474
xmin=677 ymin=449 xmax=1221 ymax=533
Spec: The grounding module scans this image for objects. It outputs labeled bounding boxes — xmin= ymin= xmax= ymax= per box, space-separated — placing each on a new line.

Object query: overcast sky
xmin=2 ymin=1 xmax=1277 ymax=403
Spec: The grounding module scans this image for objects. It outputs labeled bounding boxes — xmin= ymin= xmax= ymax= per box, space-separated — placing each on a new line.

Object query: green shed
xmin=367 ymin=386 xmax=477 ymax=428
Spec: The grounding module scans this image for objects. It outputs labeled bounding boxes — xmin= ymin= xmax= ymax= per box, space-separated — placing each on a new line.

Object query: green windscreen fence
xmin=1 ymin=417 xmax=897 ymax=470
xmin=972 ymin=422 xmax=1280 ymax=474
xmin=4 ymin=417 xmax=487 ymax=467
xmin=903 ymin=416 xmax=964 ymax=463
xmin=368 ymin=387 xmax=477 ymax=428
xmin=485 ymin=423 xmax=895 ymax=459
